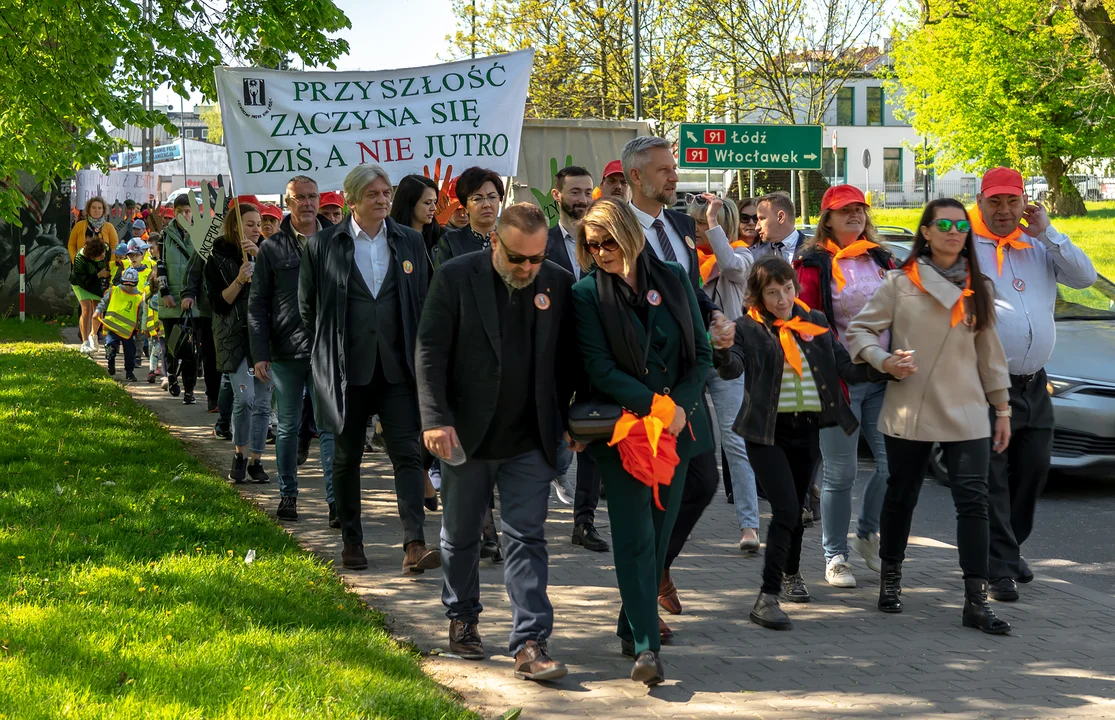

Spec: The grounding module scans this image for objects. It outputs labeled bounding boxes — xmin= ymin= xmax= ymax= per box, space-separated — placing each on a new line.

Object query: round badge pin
xmin=403 ymin=260 xmax=414 ymax=275
xmin=685 ymin=235 xmax=696 ymax=250
xmin=647 ymin=289 xmax=662 ymax=306
xmin=534 ymin=293 xmax=550 ymax=310
xmin=1012 ymin=277 xmax=1026 ymax=292
xmin=801 ymin=334 xmax=814 ymax=342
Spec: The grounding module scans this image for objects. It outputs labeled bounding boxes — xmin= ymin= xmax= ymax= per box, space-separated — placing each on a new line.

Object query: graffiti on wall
xmin=0 ymin=175 xmax=74 ymax=317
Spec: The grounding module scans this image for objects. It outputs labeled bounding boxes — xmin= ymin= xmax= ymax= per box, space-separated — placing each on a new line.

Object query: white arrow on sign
xmin=804 ymin=153 xmax=818 ymax=160
xmin=686 ymin=131 xmax=698 ymax=143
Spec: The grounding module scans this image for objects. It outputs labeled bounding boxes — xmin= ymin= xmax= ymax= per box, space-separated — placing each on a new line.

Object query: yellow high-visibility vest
xmin=101 ymin=287 xmax=142 ymax=339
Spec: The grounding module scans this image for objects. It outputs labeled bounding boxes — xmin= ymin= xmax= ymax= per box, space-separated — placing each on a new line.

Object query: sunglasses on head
xmin=584 ymin=237 xmax=621 ymax=255
xmin=495 ymin=233 xmax=547 ymax=265
xmin=740 ymin=213 xmax=758 ymax=224
xmin=684 ymin=193 xmax=710 ymax=206
xmin=934 ymin=219 xmax=971 ymax=233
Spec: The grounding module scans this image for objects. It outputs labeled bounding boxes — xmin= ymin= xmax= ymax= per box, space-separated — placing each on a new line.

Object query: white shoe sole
xmin=853 ymin=537 xmax=882 ymax=573
xmin=825 ymin=572 xmax=857 ymax=589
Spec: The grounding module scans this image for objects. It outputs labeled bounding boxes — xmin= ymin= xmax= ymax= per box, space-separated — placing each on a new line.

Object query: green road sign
xmin=678 ymin=123 xmax=823 ymax=171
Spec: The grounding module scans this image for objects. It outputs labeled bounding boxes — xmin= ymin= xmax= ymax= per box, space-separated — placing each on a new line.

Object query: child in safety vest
xmin=93 ymin=267 xmax=147 ymax=382
xmin=144 ymin=234 xmax=165 ymax=383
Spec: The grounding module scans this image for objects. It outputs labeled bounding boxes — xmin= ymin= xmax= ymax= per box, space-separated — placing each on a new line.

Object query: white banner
xmin=215 ymin=49 xmax=535 ymax=195
xmin=74 ymin=168 xmax=158 ymax=207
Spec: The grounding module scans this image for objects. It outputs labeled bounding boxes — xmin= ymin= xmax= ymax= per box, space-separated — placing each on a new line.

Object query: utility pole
xmin=180 ymin=96 xmax=188 ymax=187
xmin=141 ymin=0 xmax=154 ymax=172
xmin=632 ymin=0 xmax=642 ymax=120
xmin=471 ymin=0 xmax=477 ymax=59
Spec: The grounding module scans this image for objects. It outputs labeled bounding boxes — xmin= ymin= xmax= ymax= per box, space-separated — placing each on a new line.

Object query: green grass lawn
xmin=0 ymin=316 xmax=69 ymax=343
xmin=0 ymin=327 xmax=476 ymax=719
xmin=872 ymin=201 xmax=1115 ymax=279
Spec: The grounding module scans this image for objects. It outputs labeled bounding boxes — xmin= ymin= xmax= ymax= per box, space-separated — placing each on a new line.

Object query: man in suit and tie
xmin=621 ymin=135 xmax=731 ymax=627
xmin=750 ymin=192 xmax=805 ymax=264
xmin=545 ymin=165 xmax=610 ymax=553
xmin=417 ymin=202 xmax=581 ymax=682
xmin=298 ymin=164 xmax=438 ymax=576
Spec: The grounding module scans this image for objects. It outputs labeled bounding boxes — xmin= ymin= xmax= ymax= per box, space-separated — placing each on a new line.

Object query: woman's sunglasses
xmin=933 ymin=219 xmax=971 ymax=233
xmin=584 ymin=238 xmax=621 ymax=255
xmin=740 ymin=213 xmax=758 ymax=224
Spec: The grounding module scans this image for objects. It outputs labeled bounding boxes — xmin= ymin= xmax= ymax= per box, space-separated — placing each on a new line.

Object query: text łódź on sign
xmin=214 ymin=49 xmax=535 ymax=195
xmin=678 ymin=123 xmax=823 ymax=171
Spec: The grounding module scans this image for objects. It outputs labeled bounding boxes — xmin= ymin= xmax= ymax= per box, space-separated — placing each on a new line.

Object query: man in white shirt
xmin=298 ymin=164 xmax=434 ymax=575
xmin=545 ymin=165 xmax=592 ymax=280
xmin=971 ymin=167 xmax=1097 ymax=602
xmin=751 ymin=193 xmax=805 ymax=264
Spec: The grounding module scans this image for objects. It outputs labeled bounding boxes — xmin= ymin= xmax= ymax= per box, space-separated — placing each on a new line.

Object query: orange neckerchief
xmin=747 ymin=299 xmax=829 ymax=377
xmin=904 ymin=261 xmax=973 ymax=328
xmin=823 ymin=238 xmax=879 ymax=291
xmin=609 ymin=394 xmax=679 ymax=510
xmin=697 ymin=241 xmax=748 ymax=285
xmin=969 ymin=205 xmax=1030 ymax=276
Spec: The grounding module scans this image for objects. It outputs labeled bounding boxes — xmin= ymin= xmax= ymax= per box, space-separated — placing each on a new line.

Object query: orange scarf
xmin=969 ymin=205 xmax=1030 ymax=276
xmin=747 ymin=299 xmax=829 ymax=377
xmin=904 ymin=261 xmax=973 ymax=328
xmin=823 ymin=238 xmax=879 ymax=291
xmin=609 ymin=394 xmax=680 ymax=510
xmin=697 ymin=241 xmax=748 ymax=285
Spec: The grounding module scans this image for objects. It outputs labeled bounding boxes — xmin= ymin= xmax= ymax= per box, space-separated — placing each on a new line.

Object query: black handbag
xmin=167 ymin=309 xmax=199 ymax=360
xmin=567 ymin=333 xmax=653 ymax=444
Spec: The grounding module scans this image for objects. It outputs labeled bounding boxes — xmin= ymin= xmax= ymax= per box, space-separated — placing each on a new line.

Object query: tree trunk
xmin=798 ymin=170 xmax=811 ymax=225
xmin=1040 ymin=155 xmax=1087 ymax=217
xmin=1070 ymin=0 xmax=1115 ymax=94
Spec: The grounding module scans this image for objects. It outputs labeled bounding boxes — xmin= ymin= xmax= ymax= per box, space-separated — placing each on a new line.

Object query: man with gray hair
xmin=299 ymin=164 xmax=435 ymax=575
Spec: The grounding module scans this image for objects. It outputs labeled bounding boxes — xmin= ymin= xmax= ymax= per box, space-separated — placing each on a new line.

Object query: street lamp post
xmin=633 ymin=0 xmax=641 ymax=120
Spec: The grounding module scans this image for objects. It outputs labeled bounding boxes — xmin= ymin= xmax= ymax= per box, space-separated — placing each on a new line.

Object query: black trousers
xmin=196 ymin=317 xmax=220 ymax=403
xmin=880 ymin=436 xmax=991 ymax=579
xmin=573 ymin=449 xmax=602 ymax=526
xmin=332 ymin=364 xmax=426 ymax=548
xmin=746 ymin=413 xmax=819 ymax=594
xmin=664 ymin=447 xmax=718 ymax=571
xmin=299 ymin=389 xmax=318 ymax=442
xmin=988 ymin=371 xmax=1054 ymax=580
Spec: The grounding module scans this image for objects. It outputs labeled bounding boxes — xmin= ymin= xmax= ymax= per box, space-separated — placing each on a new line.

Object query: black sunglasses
xmin=584 ymin=237 xmax=621 ymax=255
xmin=495 ymin=232 xmax=547 ymax=265
xmin=740 ymin=213 xmax=758 ymax=224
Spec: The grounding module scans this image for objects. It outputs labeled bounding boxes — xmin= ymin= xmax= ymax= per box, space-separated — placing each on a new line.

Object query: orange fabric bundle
xmin=608 ymin=394 xmax=680 ymax=510
xmin=904 ymin=262 xmax=973 ymax=327
xmin=823 ymin=238 xmax=878 ymax=291
xmin=746 ymin=299 xmax=828 ymax=377
xmin=697 ymin=240 xmax=748 ymax=285
xmin=969 ymin=205 xmax=1030 ymax=276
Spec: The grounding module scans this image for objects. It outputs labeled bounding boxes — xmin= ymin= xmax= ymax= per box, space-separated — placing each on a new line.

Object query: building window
xmin=201 ymin=127 xmax=209 ymax=140
xmin=822 ymin=147 xmax=847 ymax=183
xmin=866 ymin=87 xmax=884 ymax=126
xmin=883 ymin=147 xmax=902 ymax=183
xmin=836 ymin=87 xmax=854 ymax=126
xmin=184 ymin=128 xmax=195 ymax=139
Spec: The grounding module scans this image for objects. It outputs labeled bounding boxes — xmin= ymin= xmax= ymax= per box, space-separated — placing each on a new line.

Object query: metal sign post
xmin=19 ymin=243 xmax=25 ymax=323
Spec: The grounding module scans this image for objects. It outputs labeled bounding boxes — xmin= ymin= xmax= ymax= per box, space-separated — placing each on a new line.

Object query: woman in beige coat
xmin=846 ymin=198 xmax=1014 ymax=635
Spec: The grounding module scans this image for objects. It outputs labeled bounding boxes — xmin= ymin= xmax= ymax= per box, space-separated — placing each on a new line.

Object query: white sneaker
xmin=87 ymin=333 xmax=98 ymax=350
xmin=853 ymin=532 xmax=881 ymax=572
xmin=825 ymin=554 xmax=857 ymax=588
xmin=551 ymin=476 xmax=574 ymax=505
xmin=429 ymin=465 xmax=442 ymax=491
xmin=160 ymin=377 xmax=170 ymax=390
xmin=79 ymin=340 xmax=91 ymax=354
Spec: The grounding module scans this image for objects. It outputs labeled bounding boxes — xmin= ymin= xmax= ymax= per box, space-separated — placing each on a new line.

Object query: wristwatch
xmin=995 ymin=407 xmax=1012 ymax=418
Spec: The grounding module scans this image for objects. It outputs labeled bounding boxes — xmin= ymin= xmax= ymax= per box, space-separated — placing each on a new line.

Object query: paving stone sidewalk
xmin=76 ymin=337 xmax=1115 ymax=720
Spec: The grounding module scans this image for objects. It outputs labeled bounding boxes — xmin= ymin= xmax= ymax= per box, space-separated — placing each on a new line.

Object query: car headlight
xmin=1046 ymin=376 xmax=1081 ymax=397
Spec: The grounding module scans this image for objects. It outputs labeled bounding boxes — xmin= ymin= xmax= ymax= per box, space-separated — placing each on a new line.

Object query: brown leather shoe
xmin=513 ymin=640 xmax=568 ymax=681
xmin=402 ymin=541 xmax=442 ymax=575
xmin=448 ymin=620 xmax=485 ymax=660
xmin=659 ymin=616 xmax=674 ymax=642
xmin=658 ymin=570 xmax=682 ymax=615
xmin=341 ymin=542 xmax=367 ymax=570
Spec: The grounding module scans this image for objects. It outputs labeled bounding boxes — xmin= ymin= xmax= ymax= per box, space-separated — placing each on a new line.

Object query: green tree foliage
xmin=0 ymin=0 xmax=350 ymax=222
xmin=892 ymin=0 xmax=1115 ymax=216
xmin=199 ymin=105 xmax=224 ymax=145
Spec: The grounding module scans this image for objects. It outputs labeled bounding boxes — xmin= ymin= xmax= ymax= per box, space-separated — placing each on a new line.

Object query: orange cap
xmin=821 ymin=184 xmax=869 ymax=212
xmin=319 ymin=191 xmax=344 ymax=208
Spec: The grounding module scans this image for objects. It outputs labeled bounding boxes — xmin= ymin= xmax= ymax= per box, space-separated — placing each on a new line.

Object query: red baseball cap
xmin=159 ymin=205 xmax=175 ymax=219
xmin=319 ymin=191 xmax=344 ymax=208
xmin=229 ymin=194 xmax=261 ymax=211
xmin=258 ymin=203 xmax=282 ymax=220
xmin=602 ymin=160 xmax=624 ymax=178
xmin=981 ymin=167 xmax=1024 ymax=197
xmin=821 ymin=184 xmax=869 ymax=212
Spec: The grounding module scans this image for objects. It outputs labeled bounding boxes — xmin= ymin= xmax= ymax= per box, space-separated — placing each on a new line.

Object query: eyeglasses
xmin=583 ymin=237 xmax=621 ymax=255
xmin=468 ymin=193 xmax=502 ymax=206
xmin=287 ymin=193 xmax=319 ymax=204
xmin=684 ymin=193 xmax=710 ymax=206
xmin=740 ymin=213 xmax=758 ymax=224
xmin=496 ymin=233 xmax=547 ymax=265
xmin=934 ymin=219 xmax=971 ymax=233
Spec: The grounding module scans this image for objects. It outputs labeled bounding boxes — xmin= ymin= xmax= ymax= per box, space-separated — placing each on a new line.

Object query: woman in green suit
xmin=571 ymin=198 xmax=713 ymax=686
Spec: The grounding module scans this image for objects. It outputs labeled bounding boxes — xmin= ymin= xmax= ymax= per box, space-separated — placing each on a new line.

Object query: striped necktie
xmin=651 ymin=219 xmax=678 ymax=263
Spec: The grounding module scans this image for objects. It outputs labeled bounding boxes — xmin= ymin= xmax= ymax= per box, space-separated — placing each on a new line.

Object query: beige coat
xmin=845 ymin=258 xmax=1010 ymax=442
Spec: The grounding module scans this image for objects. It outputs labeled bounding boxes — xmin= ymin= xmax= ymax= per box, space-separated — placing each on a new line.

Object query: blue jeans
xmin=271 ymin=358 xmax=334 ymax=504
xmin=230 ymin=358 xmax=272 ymax=455
xmin=819 ymin=381 xmax=889 ymax=560
xmin=440 ymin=449 xmax=554 ymax=655
xmin=706 ymin=369 xmax=759 ymax=529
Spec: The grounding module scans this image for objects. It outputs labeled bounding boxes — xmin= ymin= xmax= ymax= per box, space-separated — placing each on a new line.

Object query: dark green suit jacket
xmin=571 ymin=262 xmax=713 ymax=461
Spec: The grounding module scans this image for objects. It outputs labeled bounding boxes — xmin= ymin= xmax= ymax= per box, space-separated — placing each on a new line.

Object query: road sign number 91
xmin=686 ymin=148 xmax=708 ymax=163
xmin=704 ymin=129 xmax=726 ymax=144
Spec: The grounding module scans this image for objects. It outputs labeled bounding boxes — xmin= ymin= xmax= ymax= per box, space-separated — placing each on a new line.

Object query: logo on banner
xmin=237 ymin=78 xmax=273 ymax=119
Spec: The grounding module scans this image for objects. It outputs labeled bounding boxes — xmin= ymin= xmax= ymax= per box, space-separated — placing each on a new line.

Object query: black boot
xmin=878 ymin=560 xmax=903 ymax=613
xmin=962 ymin=578 xmax=1012 ymax=635
xmin=749 ymin=591 xmax=792 ymax=630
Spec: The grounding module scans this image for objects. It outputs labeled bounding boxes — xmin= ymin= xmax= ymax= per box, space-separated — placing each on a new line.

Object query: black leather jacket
xmin=714 ymin=305 xmax=885 ymax=445
xmin=248 ymin=214 xmax=332 ymax=363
